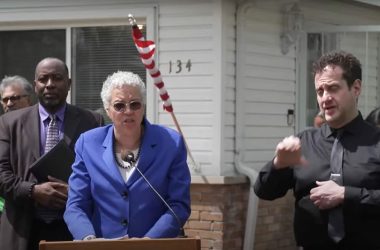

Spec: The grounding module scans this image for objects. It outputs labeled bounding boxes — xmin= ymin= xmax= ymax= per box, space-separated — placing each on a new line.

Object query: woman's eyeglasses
xmin=112 ymin=100 xmax=142 ymax=113
xmin=2 ymin=95 xmax=29 ymax=103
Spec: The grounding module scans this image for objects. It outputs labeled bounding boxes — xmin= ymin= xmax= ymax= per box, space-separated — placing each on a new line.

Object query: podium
xmin=39 ymin=238 xmax=201 ymax=250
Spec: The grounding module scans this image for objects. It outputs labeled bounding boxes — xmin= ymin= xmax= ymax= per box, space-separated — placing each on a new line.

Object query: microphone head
xmin=122 ymin=152 xmax=135 ymax=163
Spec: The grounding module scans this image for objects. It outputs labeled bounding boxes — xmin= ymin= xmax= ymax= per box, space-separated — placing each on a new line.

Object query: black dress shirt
xmin=254 ymin=114 xmax=380 ymax=249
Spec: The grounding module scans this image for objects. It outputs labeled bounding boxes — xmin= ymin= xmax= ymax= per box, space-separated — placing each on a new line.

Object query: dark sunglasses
xmin=2 ymin=95 xmax=29 ymax=103
xmin=112 ymin=100 xmax=142 ymax=112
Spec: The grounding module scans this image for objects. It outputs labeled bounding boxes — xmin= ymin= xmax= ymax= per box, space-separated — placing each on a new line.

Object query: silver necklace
xmin=113 ymin=126 xmax=144 ymax=169
xmin=113 ymin=137 xmax=141 ymax=170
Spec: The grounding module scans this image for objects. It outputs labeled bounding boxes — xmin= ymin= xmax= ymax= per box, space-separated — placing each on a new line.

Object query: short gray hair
xmin=101 ymin=71 xmax=146 ymax=109
xmin=0 ymin=75 xmax=34 ymax=97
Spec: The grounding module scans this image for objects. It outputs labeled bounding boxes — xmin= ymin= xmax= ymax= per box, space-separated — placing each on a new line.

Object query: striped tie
xmin=45 ymin=115 xmax=59 ymax=153
xmin=36 ymin=114 xmax=62 ymax=223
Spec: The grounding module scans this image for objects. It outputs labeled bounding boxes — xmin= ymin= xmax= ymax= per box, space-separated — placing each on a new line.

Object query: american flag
xmin=130 ymin=17 xmax=173 ymax=113
xmin=128 ymin=14 xmax=200 ymax=172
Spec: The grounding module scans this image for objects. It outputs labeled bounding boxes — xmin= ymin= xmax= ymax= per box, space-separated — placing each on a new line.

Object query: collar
xmin=323 ymin=112 xmax=363 ymax=138
xmin=38 ymin=102 xmax=67 ymax=122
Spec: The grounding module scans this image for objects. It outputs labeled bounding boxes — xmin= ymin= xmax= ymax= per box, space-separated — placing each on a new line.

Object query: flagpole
xmin=169 ymin=112 xmax=199 ymax=172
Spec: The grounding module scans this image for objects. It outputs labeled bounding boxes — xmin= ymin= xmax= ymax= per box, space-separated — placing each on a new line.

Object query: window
xmin=305 ymin=33 xmax=337 ymax=127
xmin=71 ymin=25 xmax=146 ymax=122
xmin=0 ymin=24 xmax=146 ymax=120
xmin=0 ymin=30 xmax=66 ymax=82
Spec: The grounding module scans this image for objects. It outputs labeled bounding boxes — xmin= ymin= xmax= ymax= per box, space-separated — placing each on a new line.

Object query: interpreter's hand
xmin=309 ymin=180 xmax=345 ymax=210
xmin=273 ymin=136 xmax=307 ymax=169
xmin=32 ymin=181 xmax=68 ymax=209
xmin=48 ymin=175 xmax=68 ymax=196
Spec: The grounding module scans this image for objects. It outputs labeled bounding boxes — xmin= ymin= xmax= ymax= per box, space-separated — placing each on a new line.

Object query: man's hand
xmin=310 ymin=180 xmax=345 ymax=210
xmin=32 ymin=179 xmax=68 ymax=209
xmin=48 ymin=175 xmax=68 ymax=195
xmin=273 ymin=136 xmax=307 ymax=169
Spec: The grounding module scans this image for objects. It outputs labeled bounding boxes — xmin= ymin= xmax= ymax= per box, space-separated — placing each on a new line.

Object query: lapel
xmin=126 ymin=120 xmax=159 ymax=187
xmin=102 ymin=126 xmax=127 ymax=185
xmin=22 ymin=105 xmax=41 ymax=160
xmin=63 ymin=104 xmax=81 ymax=148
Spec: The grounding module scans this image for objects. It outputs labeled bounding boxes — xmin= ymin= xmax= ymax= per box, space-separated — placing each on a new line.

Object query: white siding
xmin=221 ymin=0 xmax=237 ymax=176
xmin=302 ymin=0 xmax=380 ymax=25
xmin=157 ymin=0 xmax=220 ymax=175
xmin=301 ymin=0 xmax=380 ymax=118
xmin=338 ymin=32 xmax=380 ymax=116
xmin=236 ymin=1 xmax=296 ymax=172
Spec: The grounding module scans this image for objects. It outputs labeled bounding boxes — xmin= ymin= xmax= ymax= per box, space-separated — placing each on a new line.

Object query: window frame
xmin=297 ymin=23 xmax=380 ymax=132
xmin=0 ymin=3 xmax=158 ymax=122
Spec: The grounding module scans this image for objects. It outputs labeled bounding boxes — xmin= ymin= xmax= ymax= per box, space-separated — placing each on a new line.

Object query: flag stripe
xmin=132 ymin=25 xmax=173 ymax=112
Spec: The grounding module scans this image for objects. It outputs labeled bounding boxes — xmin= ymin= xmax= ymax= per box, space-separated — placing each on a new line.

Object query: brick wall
xmin=254 ymin=192 xmax=298 ymax=250
xmin=186 ymin=182 xmax=298 ymax=250
xmin=185 ymin=183 xmax=249 ymax=250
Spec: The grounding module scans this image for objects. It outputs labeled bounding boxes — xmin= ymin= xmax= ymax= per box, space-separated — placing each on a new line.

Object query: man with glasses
xmin=0 ymin=75 xmax=34 ymax=113
xmin=0 ymin=58 xmax=104 ymax=250
xmin=0 ymin=75 xmax=34 ymax=225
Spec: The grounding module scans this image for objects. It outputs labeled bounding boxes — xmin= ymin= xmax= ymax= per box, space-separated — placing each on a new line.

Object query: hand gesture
xmin=273 ymin=135 xmax=307 ymax=169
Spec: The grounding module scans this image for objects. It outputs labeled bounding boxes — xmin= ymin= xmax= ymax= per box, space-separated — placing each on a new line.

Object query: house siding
xmin=221 ymin=0 xmax=237 ymax=176
xmin=158 ymin=0 xmax=220 ymax=175
xmin=236 ymin=0 xmax=296 ymax=173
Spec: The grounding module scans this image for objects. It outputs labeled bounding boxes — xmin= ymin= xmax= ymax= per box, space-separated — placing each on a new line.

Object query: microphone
xmin=123 ymin=152 xmax=186 ymax=238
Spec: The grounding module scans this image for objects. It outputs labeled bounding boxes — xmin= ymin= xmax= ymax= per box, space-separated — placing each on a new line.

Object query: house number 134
xmin=169 ymin=59 xmax=192 ymax=73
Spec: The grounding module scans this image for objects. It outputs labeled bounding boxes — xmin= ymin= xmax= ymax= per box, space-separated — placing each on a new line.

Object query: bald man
xmin=0 ymin=58 xmax=104 ymax=250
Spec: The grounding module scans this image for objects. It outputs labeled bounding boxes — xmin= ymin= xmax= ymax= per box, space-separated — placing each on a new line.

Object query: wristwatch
xmin=28 ymin=183 xmax=36 ymax=198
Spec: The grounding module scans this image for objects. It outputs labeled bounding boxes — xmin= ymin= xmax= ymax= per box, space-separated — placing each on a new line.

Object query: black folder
xmin=30 ymin=140 xmax=75 ymax=183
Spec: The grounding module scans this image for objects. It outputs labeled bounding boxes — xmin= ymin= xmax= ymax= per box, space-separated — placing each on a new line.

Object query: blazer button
xmin=121 ymin=219 xmax=128 ymax=226
xmin=121 ymin=191 xmax=128 ymax=198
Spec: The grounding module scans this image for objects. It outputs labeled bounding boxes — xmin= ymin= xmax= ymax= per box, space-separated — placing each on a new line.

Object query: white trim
xmin=236 ymin=2 xmax=254 ymax=162
xmin=66 ymin=28 xmax=72 ymax=104
xmin=305 ymin=22 xmax=380 ymax=33
xmin=145 ymin=5 xmax=158 ymax=123
xmin=296 ymin=32 xmax=308 ymax=132
xmin=0 ymin=4 xmax=154 ymax=28
xmin=213 ymin=0 xmax=223 ymax=173
xmin=365 ymin=32 xmax=369 ymax=115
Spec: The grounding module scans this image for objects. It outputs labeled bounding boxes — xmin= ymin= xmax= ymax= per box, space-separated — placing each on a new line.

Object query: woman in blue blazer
xmin=64 ymin=71 xmax=191 ymax=240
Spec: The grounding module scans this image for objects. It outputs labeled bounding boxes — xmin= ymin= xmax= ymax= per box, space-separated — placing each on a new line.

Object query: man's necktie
xmin=36 ymin=114 xmax=61 ymax=223
xmin=328 ymin=130 xmax=345 ymax=242
xmin=45 ymin=115 xmax=59 ymax=153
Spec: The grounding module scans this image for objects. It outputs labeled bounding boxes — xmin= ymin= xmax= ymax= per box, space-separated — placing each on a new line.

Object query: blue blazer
xmin=64 ymin=120 xmax=191 ymax=240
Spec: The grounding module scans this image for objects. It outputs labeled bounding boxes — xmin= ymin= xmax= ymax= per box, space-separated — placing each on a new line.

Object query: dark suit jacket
xmin=0 ymin=104 xmax=104 ymax=250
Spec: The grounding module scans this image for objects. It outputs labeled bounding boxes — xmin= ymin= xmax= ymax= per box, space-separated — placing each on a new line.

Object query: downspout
xmin=235 ymin=154 xmax=259 ymax=250
xmin=234 ymin=1 xmax=259 ymax=250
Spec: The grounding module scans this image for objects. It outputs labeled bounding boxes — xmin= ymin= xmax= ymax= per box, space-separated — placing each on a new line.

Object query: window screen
xmin=71 ymin=25 xmax=146 ymax=120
